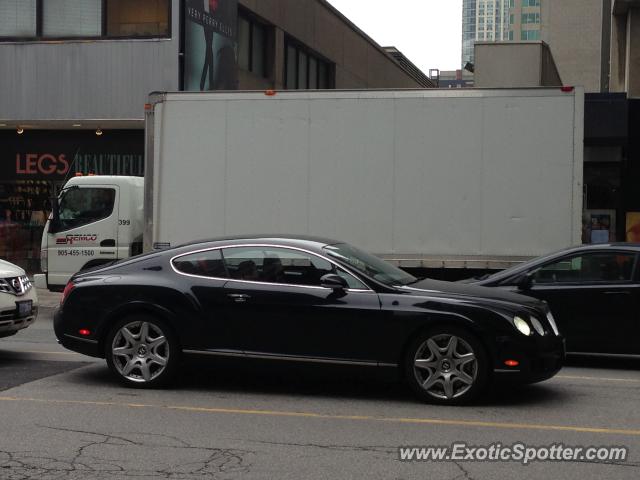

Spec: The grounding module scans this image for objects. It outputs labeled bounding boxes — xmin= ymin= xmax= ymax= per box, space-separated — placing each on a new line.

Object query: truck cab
xmin=34 ymin=175 xmax=144 ymax=291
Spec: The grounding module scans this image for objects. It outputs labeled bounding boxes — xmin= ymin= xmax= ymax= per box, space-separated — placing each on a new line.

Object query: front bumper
xmin=492 ymin=334 xmax=565 ymax=384
xmin=0 ymin=290 xmax=38 ymax=339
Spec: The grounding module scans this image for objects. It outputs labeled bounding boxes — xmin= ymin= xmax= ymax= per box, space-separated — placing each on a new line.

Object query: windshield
xmin=323 ymin=243 xmax=417 ymax=286
xmin=471 ymin=247 xmax=579 ymax=282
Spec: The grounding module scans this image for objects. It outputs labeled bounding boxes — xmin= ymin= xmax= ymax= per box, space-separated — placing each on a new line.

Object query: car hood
xmin=0 ymin=259 xmax=25 ymax=278
xmin=401 ymin=278 xmax=545 ymax=310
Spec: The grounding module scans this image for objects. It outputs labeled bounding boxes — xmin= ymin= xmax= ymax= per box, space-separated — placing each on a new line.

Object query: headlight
xmin=546 ymin=311 xmax=559 ymax=336
xmin=513 ymin=316 xmax=532 ymax=336
xmin=529 ymin=316 xmax=545 ymax=336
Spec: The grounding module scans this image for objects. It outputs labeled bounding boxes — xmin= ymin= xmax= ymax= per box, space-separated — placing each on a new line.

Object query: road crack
xmin=0 ymin=425 xmax=253 ymax=479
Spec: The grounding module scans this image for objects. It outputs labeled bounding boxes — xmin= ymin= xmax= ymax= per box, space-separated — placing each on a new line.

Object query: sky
xmin=327 ymin=0 xmax=463 ymax=73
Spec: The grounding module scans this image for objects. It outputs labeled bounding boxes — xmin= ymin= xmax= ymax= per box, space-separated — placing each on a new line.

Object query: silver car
xmin=0 ymin=259 xmax=38 ymax=339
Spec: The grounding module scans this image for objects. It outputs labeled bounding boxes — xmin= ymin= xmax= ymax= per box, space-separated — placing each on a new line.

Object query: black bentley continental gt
xmin=54 ymin=236 xmax=564 ymax=404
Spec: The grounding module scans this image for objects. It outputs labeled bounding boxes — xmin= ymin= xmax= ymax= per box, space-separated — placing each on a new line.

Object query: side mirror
xmin=320 ymin=273 xmax=349 ymax=290
xmin=49 ymin=196 xmax=61 ymax=234
xmin=516 ymin=271 xmax=535 ymax=291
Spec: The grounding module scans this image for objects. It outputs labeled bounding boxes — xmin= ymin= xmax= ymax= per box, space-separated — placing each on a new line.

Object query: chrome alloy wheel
xmin=413 ymin=334 xmax=478 ymax=400
xmin=111 ymin=321 xmax=169 ymax=383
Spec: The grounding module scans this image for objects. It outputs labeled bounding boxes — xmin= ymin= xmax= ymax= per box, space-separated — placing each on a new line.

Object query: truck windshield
xmin=324 ymin=243 xmax=417 ymax=287
xmin=58 ymin=187 xmax=116 ymax=230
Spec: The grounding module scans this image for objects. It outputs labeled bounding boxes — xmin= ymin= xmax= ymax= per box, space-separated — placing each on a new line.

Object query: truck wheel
xmin=404 ymin=327 xmax=488 ymax=405
xmin=105 ymin=315 xmax=178 ymax=388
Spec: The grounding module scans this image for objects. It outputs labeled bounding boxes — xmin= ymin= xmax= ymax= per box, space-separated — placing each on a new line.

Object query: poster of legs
xmin=184 ymin=0 xmax=238 ymax=91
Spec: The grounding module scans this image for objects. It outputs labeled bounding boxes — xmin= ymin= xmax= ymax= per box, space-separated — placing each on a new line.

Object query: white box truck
xmin=35 ymin=88 xmax=584 ymax=291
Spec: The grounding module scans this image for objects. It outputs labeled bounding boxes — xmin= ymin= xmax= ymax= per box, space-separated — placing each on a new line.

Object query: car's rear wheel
xmin=405 ymin=326 xmax=488 ymax=405
xmin=105 ymin=315 xmax=178 ymax=388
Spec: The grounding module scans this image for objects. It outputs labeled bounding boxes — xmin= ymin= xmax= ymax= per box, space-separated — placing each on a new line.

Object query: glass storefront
xmin=0 ymin=180 xmax=53 ymax=272
xmin=582 ymin=160 xmax=623 ymax=245
xmin=0 ymin=129 xmax=143 ymax=272
xmin=582 ymin=94 xmax=630 ymax=246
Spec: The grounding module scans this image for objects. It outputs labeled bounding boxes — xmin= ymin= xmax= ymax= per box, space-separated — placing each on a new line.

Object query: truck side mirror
xmin=49 ymin=196 xmax=61 ymax=234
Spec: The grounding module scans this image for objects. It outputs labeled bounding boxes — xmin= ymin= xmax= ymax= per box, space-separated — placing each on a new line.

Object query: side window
xmin=221 ymin=247 xmax=265 ymax=282
xmin=58 ymin=187 xmax=115 ymax=230
xmin=335 ymin=268 xmax=369 ymax=290
xmin=221 ymin=246 xmax=368 ymax=288
xmin=534 ymin=253 xmax=635 ymax=284
xmin=173 ymin=250 xmax=227 ymax=278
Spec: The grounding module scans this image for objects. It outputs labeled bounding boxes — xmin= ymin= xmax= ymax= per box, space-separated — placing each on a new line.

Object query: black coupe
xmin=54 ymin=236 xmax=564 ymax=404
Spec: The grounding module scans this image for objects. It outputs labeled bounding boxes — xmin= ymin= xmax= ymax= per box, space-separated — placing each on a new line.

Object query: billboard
xmin=184 ymin=0 xmax=238 ymax=91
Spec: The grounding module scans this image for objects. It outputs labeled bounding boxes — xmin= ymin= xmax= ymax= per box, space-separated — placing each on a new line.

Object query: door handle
xmin=227 ymin=293 xmax=251 ymax=303
xmin=100 ymin=239 xmax=116 ymax=247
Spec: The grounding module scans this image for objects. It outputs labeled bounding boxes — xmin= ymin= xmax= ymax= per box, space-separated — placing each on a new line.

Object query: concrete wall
xmin=540 ymin=0 xmax=604 ymax=92
xmin=0 ymin=0 xmax=422 ymax=124
xmin=474 ymin=42 xmax=562 ymax=88
xmin=611 ymin=7 xmax=628 ymax=92
xmin=0 ymin=0 xmax=180 ymax=122
xmin=238 ymin=0 xmax=422 ymax=89
xmin=611 ymin=2 xmax=640 ymax=97
xmin=628 ymin=9 xmax=640 ymax=97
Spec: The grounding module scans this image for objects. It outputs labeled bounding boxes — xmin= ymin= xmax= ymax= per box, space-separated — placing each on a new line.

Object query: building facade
xmin=510 ymin=0 xmax=542 ymax=41
xmin=431 ymin=69 xmax=475 ymax=88
xmin=471 ymin=0 xmax=640 ymax=245
xmin=538 ymin=0 xmax=640 ymax=243
xmin=0 ymin=0 xmax=427 ymax=270
xmin=461 ymin=0 xmax=538 ymax=67
xmin=540 ymin=0 xmax=610 ymax=93
xmin=466 ymin=0 xmax=608 ymax=93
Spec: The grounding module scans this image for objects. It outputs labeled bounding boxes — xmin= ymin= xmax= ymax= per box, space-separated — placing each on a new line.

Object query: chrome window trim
xmin=170 ymin=243 xmax=375 ymax=293
xmin=64 ymin=333 xmax=98 ymax=344
xmin=182 ymin=348 xmax=396 ymax=367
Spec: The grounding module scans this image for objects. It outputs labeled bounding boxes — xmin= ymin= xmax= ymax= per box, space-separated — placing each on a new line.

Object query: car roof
xmin=480 ymin=242 xmax=640 ymax=282
xmin=560 ymin=243 xmax=640 ymax=253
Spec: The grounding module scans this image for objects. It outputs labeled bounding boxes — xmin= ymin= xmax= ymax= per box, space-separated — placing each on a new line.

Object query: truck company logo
xmin=56 ymin=234 xmax=98 ymax=245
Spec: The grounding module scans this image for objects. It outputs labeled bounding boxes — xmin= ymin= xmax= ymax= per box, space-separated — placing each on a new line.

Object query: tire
xmin=105 ymin=314 xmax=179 ymax=388
xmin=404 ymin=326 xmax=489 ymax=405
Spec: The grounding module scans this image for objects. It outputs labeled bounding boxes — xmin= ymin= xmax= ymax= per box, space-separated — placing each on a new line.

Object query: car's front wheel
xmin=105 ymin=315 xmax=178 ymax=388
xmin=405 ymin=327 xmax=488 ymax=405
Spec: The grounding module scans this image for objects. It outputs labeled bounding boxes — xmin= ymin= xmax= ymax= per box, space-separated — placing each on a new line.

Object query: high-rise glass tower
xmin=461 ymin=0 xmax=524 ymax=67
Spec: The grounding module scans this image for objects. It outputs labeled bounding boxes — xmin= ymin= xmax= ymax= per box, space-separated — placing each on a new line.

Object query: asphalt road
xmin=0 ymin=289 xmax=638 ymax=479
